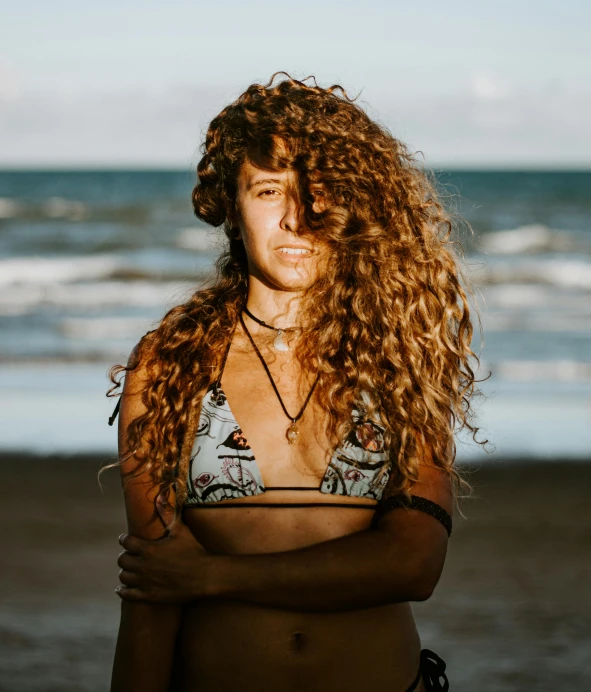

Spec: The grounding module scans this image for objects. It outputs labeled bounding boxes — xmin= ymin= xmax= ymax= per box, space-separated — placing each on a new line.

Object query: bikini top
xmin=183 ymin=379 xmax=453 ymax=537
xmin=184 ymin=339 xmax=392 ymax=510
xmin=108 ymin=338 xmax=453 ymax=535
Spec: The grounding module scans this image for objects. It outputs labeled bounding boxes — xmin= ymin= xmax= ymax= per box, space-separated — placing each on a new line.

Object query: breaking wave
xmin=478 ymin=224 xmax=588 ymax=255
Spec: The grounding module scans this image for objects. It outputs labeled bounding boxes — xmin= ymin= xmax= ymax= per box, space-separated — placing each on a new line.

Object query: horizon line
xmin=1 ymin=164 xmax=590 ymax=173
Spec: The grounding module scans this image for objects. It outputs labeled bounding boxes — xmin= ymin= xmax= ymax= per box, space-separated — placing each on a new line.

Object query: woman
xmin=108 ymin=73 xmax=482 ymax=692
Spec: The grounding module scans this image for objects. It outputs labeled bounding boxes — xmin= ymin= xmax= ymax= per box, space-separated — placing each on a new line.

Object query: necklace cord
xmin=243 ymin=305 xmax=298 ymax=333
xmin=239 ymin=313 xmax=318 ymax=423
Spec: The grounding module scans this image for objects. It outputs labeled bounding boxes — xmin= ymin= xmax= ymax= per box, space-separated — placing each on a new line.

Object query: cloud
xmin=471 ymin=72 xmax=509 ymax=102
xmin=1 ymin=80 xmax=590 ymax=168
xmin=0 ymin=85 xmax=230 ymax=167
xmin=380 ymin=81 xmax=591 ymax=167
xmin=0 ymin=61 xmax=23 ymax=103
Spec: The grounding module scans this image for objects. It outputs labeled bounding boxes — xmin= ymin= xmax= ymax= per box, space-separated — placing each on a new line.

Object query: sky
xmin=0 ymin=0 xmax=589 ymax=168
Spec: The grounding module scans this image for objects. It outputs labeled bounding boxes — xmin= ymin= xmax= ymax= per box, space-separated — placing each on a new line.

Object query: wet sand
xmin=1 ymin=455 xmax=590 ymax=692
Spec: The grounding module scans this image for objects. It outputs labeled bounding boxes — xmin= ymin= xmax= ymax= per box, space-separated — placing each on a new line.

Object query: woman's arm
xmin=110 ymin=352 xmax=183 ymax=692
xmin=210 ymin=489 xmax=450 ymax=611
xmin=118 ymin=456 xmax=452 ymax=613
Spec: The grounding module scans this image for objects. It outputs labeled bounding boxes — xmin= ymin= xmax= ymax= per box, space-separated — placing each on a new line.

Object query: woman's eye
xmin=260 ymin=189 xmax=279 ymax=196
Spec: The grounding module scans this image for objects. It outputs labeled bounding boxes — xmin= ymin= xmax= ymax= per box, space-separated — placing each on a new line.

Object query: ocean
xmin=1 ymin=169 xmax=590 ymax=458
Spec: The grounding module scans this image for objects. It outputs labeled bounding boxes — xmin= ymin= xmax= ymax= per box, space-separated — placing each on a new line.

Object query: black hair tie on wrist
xmin=372 ymin=494 xmax=452 ymax=536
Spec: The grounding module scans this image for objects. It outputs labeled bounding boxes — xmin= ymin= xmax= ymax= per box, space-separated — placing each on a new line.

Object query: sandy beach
xmin=1 ymin=455 xmax=590 ymax=692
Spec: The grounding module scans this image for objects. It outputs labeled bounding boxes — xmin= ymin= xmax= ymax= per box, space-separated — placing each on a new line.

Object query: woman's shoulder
xmin=126 ymin=328 xmax=164 ymax=377
xmin=128 ymin=329 xmax=156 ymax=363
xmin=117 ymin=330 xmax=160 ymax=416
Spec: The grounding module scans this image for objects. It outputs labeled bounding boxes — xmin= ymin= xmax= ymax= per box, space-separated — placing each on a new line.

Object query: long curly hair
xmin=109 ymin=72 xmax=485 ymax=505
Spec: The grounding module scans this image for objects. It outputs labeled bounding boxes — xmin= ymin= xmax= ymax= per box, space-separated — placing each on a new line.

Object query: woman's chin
xmin=268 ymin=275 xmax=315 ymax=293
xmin=252 ymin=266 xmax=317 ymax=293
xmin=272 ymin=278 xmax=314 ymax=293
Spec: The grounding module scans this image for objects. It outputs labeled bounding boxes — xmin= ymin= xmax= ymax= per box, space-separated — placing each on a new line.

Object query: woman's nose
xmin=280 ymin=196 xmax=301 ymax=233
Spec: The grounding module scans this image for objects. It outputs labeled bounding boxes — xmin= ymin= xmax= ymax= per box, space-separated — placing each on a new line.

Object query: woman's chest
xmin=220 ymin=366 xmax=333 ymax=486
xmin=221 ymin=348 xmax=327 ymax=476
xmin=185 ymin=348 xmax=391 ymax=507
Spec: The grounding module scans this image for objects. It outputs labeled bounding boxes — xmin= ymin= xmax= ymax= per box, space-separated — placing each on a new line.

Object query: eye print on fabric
xmin=217 ymin=429 xmax=251 ymax=450
xmin=195 ymin=472 xmax=218 ymax=488
xmin=347 ymin=420 xmax=385 ymax=453
xmin=221 ymin=458 xmax=258 ymax=491
xmin=343 ymin=468 xmax=368 ymax=483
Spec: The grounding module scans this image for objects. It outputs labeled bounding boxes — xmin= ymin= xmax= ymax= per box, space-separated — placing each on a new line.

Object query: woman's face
xmin=234 ymin=160 xmax=325 ymax=292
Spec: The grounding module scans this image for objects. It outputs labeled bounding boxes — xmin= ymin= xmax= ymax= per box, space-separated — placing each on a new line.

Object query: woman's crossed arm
xmin=117 ymin=460 xmax=452 ymax=613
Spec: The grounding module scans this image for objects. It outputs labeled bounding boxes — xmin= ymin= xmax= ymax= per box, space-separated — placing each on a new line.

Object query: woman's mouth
xmin=278 ymin=247 xmax=312 ymax=256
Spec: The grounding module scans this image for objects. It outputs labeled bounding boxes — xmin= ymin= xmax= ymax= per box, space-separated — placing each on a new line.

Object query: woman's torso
xmin=177 ymin=332 xmax=425 ymax=692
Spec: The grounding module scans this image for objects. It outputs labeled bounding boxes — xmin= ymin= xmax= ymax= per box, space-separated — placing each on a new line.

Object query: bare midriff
xmin=177 ymin=498 xmax=425 ymax=692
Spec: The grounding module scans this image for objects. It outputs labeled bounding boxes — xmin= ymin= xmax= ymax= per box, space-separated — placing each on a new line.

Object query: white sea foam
xmin=0 ymin=255 xmax=120 ymax=286
xmin=175 ymin=227 xmax=220 ymax=252
xmin=0 ymin=197 xmax=21 ymax=218
xmin=480 ymin=284 xmax=564 ymax=309
xmin=0 ymin=280 xmax=193 ymax=315
xmin=41 ymin=197 xmax=88 ymax=220
xmin=59 ymin=316 xmax=156 ymax=340
xmin=483 ymin=312 xmax=591 ymax=332
xmin=479 ymin=224 xmax=581 ymax=254
xmin=0 ymin=196 xmax=89 ymax=220
xmin=480 ymin=360 xmax=591 ymax=382
xmin=469 ymin=257 xmax=591 ymax=290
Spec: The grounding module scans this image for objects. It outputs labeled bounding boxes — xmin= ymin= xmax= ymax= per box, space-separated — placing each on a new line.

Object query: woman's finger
xmin=118 ymin=533 xmax=147 ymax=554
xmin=117 ymin=550 xmax=141 ymax=571
xmin=118 ymin=569 xmax=140 ymax=587
xmin=115 ymin=585 xmax=147 ymax=601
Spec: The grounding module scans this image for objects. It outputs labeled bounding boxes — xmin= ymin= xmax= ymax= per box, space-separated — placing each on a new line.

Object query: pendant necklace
xmin=239 ymin=313 xmax=318 ymax=444
xmin=243 ymin=305 xmax=297 ymax=352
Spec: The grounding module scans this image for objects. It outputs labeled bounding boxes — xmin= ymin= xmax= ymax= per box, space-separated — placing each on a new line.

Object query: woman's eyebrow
xmin=246 ymin=178 xmax=283 ymax=191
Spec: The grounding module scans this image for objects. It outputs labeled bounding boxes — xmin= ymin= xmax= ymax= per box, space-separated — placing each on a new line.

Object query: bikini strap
xmin=372 ymin=494 xmax=452 ymax=536
xmin=108 ymin=326 xmax=237 ymax=426
xmin=108 ymin=398 xmax=121 ymax=426
xmin=214 ymin=334 xmax=234 ymax=392
xmin=107 ymin=329 xmax=155 ymax=427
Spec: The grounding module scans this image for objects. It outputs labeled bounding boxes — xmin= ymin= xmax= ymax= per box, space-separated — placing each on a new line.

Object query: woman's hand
xmin=116 ymin=494 xmax=213 ymax=604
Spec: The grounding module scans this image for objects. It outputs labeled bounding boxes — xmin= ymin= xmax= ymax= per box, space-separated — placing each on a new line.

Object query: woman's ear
xmin=226 ymin=205 xmax=242 ymax=241
xmin=225 ymin=222 xmax=241 ymax=241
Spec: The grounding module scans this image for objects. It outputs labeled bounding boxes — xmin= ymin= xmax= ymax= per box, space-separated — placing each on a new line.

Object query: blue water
xmin=1 ymin=169 xmax=590 ymax=457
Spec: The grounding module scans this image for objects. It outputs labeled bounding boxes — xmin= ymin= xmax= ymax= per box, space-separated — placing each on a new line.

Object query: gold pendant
xmin=286 ymin=421 xmax=299 ymax=444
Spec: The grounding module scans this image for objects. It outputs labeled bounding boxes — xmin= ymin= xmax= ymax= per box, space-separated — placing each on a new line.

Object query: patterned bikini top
xmin=184 ymin=341 xmax=392 ymax=511
xmin=107 ymin=338 xmax=453 ymax=534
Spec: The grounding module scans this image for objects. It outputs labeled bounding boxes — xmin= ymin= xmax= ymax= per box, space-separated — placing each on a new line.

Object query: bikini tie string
xmin=420 ymin=649 xmax=449 ymax=691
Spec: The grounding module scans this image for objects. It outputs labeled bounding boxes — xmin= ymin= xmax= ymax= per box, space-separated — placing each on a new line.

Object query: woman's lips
xmin=277 ymin=247 xmax=312 ymax=256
